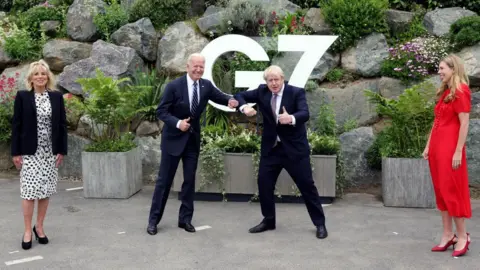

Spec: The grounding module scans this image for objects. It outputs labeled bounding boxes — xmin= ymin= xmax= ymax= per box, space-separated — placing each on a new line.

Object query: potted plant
xmin=172 ymin=125 xmax=261 ymax=201
xmin=76 ymin=69 xmax=143 ymax=199
xmin=365 ymin=80 xmax=437 ymax=208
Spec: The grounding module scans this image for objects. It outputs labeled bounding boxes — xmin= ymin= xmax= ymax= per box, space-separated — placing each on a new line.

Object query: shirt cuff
xmin=239 ymin=105 xmax=247 ymax=113
xmin=291 ymin=115 xmax=296 ymax=126
xmin=176 ymin=120 xmax=182 ymax=129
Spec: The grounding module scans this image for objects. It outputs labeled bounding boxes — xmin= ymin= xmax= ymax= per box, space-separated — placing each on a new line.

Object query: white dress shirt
xmin=176 ymin=74 xmax=200 ymax=129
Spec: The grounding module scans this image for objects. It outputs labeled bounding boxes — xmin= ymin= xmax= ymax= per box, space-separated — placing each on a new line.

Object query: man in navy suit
xmin=234 ymin=65 xmax=328 ymax=239
xmin=147 ymin=53 xmax=238 ymax=235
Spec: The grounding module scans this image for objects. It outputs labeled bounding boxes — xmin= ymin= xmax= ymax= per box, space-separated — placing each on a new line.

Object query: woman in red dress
xmin=424 ymin=54 xmax=472 ymax=257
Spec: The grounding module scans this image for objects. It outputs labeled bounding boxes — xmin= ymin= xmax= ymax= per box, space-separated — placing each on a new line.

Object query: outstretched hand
xmin=243 ymin=106 xmax=257 ymax=117
xmin=278 ymin=106 xmax=292 ymax=124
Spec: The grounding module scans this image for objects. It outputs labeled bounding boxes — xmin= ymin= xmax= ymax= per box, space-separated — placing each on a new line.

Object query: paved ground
xmin=0 ymin=173 xmax=479 ymax=270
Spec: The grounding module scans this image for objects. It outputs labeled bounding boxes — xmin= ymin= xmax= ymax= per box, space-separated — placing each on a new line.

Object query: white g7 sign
xmin=201 ymin=34 xmax=338 ymax=112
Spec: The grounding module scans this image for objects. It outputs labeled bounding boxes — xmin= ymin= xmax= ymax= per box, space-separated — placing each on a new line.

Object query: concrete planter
xmin=382 ymin=157 xmax=435 ymax=208
xmin=82 ymin=146 xmax=143 ymax=199
xmin=172 ymin=153 xmax=336 ymax=198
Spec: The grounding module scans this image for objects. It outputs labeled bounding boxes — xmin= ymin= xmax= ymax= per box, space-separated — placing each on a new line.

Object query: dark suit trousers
xmin=148 ymin=135 xmax=198 ymax=226
xmin=258 ymin=143 xmax=326 ymax=227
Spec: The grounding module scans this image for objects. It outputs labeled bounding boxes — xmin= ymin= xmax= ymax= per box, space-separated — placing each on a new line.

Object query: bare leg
xmin=35 ymin=198 xmax=49 ymax=237
xmin=453 ymin=217 xmax=470 ymax=251
xmin=22 ymin=199 xmax=35 ymax=242
xmin=438 ymin=211 xmax=456 ymax=246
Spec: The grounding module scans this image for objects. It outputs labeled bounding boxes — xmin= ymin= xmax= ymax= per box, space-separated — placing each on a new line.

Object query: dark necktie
xmin=191 ymin=81 xmax=198 ymax=115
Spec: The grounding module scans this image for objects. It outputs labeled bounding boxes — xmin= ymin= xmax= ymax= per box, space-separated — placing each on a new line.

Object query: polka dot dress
xmin=20 ymin=92 xmax=58 ymax=200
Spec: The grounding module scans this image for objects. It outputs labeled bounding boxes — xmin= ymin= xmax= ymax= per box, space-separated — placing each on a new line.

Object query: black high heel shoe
xmin=33 ymin=226 xmax=49 ymax=244
xmin=22 ymin=233 xmax=32 ymax=250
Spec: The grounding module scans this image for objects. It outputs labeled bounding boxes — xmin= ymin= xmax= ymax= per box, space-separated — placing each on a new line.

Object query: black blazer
xmin=234 ymin=82 xmax=310 ymax=160
xmin=11 ymin=90 xmax=68 ymax=156
xmin=157 ymin=75 xmax=232 ymax=156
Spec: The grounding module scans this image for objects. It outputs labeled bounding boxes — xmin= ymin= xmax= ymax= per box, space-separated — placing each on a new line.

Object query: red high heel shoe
xmin=431 ymin=234 xmax=457 ymax=252
xmin=452 ymin=233 xmax=470 ymax=257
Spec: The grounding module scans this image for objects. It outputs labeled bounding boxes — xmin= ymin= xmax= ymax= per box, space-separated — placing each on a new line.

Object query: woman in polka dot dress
xmin=10 ymin=60 xmax=68 ymax=250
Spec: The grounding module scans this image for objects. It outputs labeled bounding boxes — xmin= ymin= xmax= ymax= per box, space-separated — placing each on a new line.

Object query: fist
xmin=179 ymin=117 xmax=191 ymax=132
xmin=228 ymin=98 xmax=239 ymax=108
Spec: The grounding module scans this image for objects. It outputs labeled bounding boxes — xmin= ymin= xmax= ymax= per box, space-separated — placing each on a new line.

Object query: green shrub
xmin=0 ymin=74 xmax=18 ymax=143
xmin=49 ymin=0 xmax=74 ymax=6
xmin=93 ymin=0 xmax=128 ymax=41
xmin=19 ymin=5 xmax=66 ymax=39
xmin=12 ymin=0 xmax=43 ymax=11
xmin=320 ymin=0 xmax=390 ymax=53
xmin=0 ymin=23 xmax=45 ymax=61
xmin=315 ymin=102 xmax=337 ymax=136
xmin=289 ymin=0 xmax=320 ymax=8
xmin=388 ymin=0 xmax=479 ymax=13
xmin=219 ymin=0 xmax=268 ymax=36
xmin=0 ymin=0 xmax=13 ymax=11
xmin=364 ymin=80 xmax=436 ymax=158
xmin=449 ymin=15 xmax=480 ymax=51
xmin=76 ymin=69 xmax=141 ymax=152
xmin=388 ymin=7 xmax=428 ymax=44
xmin=308 ymin=132 xmax=341 ymax=155
xmin=128 ymin=0 xmax=189 ymax=29
xmin=325 ymin=68 xmax=344 ymax=82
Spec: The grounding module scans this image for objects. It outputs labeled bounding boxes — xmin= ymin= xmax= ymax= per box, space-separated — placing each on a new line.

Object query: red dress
xmin=428 ymin=83 xmax=471 ymax=218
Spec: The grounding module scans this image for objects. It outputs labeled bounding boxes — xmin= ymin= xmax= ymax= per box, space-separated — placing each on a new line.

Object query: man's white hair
xmin=187 ymin=53 xmax=205 ymax=64
xmin=263 ymin=65 xmax=284 ymax=80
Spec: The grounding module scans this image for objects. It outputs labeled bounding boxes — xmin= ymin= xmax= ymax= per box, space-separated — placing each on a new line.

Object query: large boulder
xmin=423 ymin=7 xmax=477 ymax=37
xmin=133 ymin=135 xmax=161 ymax=183
xmin=385 ymin=9 xmax=414 ymax=33
xmin=196 ymin=6 xmax=225 ymax=35
xmin=307 ymin=79 xmax=381 ymax=127
xmin=42 ymin=40 xmax=92 ymax=72
xmin=111 ymin=18 xmax=158 ymax=62
xmin=472 ymin=92 xmax=480 ymax=119
xmin=341 ymin=33 xmax=390 ymax=77
xmin=272 ymin=51 xmax=340 ymax=82
xmin=57 ymin=40 xmax=145 ymax=96
xmin=66 ymin=0 xmax=106 ymax=42
xmin=156 ymin=22 xmax=209 ymax=74
xmin=303 ymin=8 xmax=332 ymax=34
xmin=339 ymin=127 xmax=379 ymax=186
xmin=58 ymin=134 xmax=91 ymax=180
xmin=467 ymin=120 xmax=480 ymax=184
xmin=1 ymin=63 xmax=34 ymax=91
xmin=458 ymin=43 xmax=480 ymax=87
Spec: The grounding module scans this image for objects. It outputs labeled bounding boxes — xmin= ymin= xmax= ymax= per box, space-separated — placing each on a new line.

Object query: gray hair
xmin=187 ymin=53 xmax=205 ymax=64
xmin=263 ymin=65 xmax=284 ymax=80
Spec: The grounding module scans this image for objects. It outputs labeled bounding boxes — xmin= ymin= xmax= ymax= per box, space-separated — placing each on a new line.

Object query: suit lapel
xmin=181 ymin=75 xmax=190 ymax=110
xmin=279 ymin=84 xmax=290 ymax=113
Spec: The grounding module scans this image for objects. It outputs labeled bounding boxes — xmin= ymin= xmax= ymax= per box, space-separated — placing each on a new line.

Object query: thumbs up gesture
xmin=179 ymin=117 xmax=191 ymax=132
xmin=278 ymin=106 xmax=292 ymax=125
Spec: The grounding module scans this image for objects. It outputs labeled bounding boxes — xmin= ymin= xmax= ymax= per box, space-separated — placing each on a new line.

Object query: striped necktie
xmin=191 ymin=81 xmax=198 ymax=115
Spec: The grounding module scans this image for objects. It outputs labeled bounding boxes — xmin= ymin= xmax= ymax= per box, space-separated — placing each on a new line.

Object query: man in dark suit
xmin=234 ymin=65 xmax=328 ymax=239
xmin=147 ymin=53 xmax=238 ymax=235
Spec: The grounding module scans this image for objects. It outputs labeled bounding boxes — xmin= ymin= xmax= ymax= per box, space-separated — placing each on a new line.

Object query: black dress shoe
xmin=248 ymin=222 xmax=275 ymax=233
xmin=33 ymin=226 xmax=48 ymax=244
xmin=147 ymin=225 xmax=157 ymax=235
xmin=316 ymin=225 xmax=328 ymax=239
xmin=178 ymin=222 xmax=196 ymax=233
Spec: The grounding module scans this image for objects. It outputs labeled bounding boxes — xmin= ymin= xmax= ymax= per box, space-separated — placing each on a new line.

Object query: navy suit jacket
xmin=234 ymin=82 xmax=310 ymax=160
xmin=11 ymin=90 xmax=68 ymax=156
xmin=157 ymin=75 xmax=232 ymax=156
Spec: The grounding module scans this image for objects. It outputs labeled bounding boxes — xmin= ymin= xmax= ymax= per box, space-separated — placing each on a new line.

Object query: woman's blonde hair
xmin=25 ymin=60 xmax=56 ymax=91
xmin=436 ymin=54 xmax=469 ymax=103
